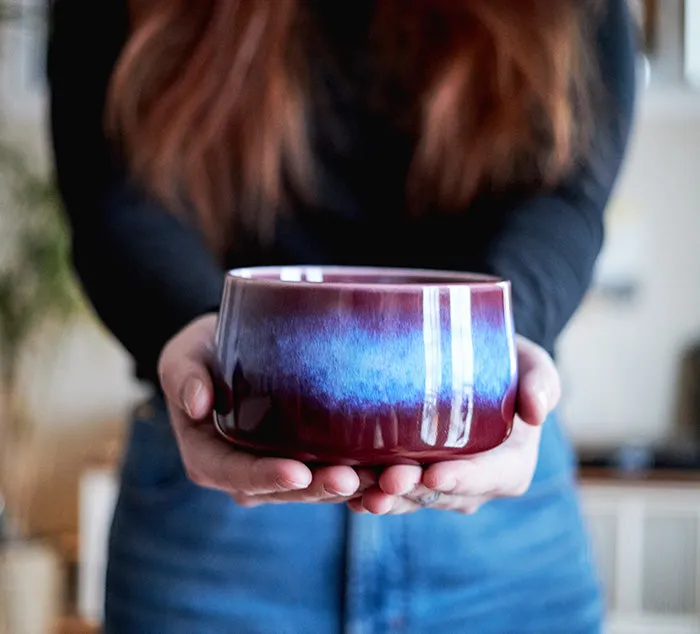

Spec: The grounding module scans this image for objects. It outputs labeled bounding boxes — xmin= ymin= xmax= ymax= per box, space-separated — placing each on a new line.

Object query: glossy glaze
xmin=213 ymin=266 xmax=517 ymax=466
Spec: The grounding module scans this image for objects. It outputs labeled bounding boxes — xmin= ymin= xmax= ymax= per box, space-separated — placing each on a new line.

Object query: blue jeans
xmin=105 ymin=397 xmax=603 ymax=634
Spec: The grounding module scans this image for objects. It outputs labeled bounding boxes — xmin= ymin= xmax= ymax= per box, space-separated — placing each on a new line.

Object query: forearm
xmin=482 ymin=197 xmax=604 ymax=353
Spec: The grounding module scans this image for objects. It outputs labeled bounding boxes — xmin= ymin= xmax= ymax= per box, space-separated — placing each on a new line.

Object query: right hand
xmin=158 ymin=314 xmax=372 ymax=507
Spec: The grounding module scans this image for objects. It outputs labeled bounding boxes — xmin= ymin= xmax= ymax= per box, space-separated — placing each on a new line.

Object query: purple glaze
xmin=213 ymin=266 xmax=518 ymax=466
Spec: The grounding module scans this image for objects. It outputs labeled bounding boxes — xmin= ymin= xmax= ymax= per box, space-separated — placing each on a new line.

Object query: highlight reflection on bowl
xmin=213 ymin=266 xmax=518 ymax=466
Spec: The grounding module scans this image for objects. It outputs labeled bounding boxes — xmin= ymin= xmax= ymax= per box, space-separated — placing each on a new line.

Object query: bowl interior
xmin=228 ymin=266 xmax=502 ymax=289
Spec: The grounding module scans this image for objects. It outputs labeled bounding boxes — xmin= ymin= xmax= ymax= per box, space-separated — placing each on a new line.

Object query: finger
xmin=385 ymin=498 xmax=421 ymax=515
xmin=358 ymin=487 xmax=419 ymax=515
xmin=174 ymin=414 xmax=313 ymax=494
xmin=245 ymin=473 xmax=360 ymax=504
xmin=233 ymin=491 xmax=353 ymax=506
xmin=233 ymin=473 xmax=368 ymax=506
xmin=244 ymin=467 xmax=361 ymax=503
xmin=306 ymin=466 xmax=361 ymax=498
xmin=360 ymin=487 xmax=397 ymax=515
xmin=515 ymin=335 xmax=561 ymax=426
xmin=348 ymin=493 xmax=421 ymax=515
xmin=347 ymin=497 xmax=369 ymax=514
xmin=159 ymin=349 xmax=213 ymax=422
xmin=378 ymin=465 xmax=422 ymax=496
xmin=422 ymin=423 xmax=540 ymax=496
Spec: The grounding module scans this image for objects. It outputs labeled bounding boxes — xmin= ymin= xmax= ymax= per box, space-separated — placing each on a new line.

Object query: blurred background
xmin=0 ymin=1 xmax=698 ymax=633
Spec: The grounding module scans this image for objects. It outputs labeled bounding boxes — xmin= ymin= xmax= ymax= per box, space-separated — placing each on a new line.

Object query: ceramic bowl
xmin=213 ymin=266 xmax=517 ymax=466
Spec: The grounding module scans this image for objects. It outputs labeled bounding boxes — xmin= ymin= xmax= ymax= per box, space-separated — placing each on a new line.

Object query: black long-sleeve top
xmin=47 ymin=0 xmax=637 ymax=388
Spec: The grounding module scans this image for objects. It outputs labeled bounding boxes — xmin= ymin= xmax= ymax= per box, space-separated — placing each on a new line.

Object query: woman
xmin=48 ymin=0 xmax=636 ymax=632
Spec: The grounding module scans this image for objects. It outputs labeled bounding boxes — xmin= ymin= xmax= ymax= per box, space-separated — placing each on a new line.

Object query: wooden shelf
xmin=579 ymin=467 xmax=700 ymax=486
xmin=53 ymin=616 xmax=99 ymax=634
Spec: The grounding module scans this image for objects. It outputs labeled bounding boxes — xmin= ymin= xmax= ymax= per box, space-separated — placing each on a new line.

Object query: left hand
xmin=348 ymin=335 xmax=561 ymax=515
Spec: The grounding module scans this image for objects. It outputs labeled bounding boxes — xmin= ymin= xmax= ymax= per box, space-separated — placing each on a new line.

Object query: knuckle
xmin=156 ymin=346 xmax=169 ymax=373
xmin=157 ymin=365 xmax=169 ymax=392
xmin=157 ymin=346 xmax=175 ymax=383
xmin=533 ymin=341 xmax=553 ymax=364
xmin=551 ymin=381 xmax=562 ymax=406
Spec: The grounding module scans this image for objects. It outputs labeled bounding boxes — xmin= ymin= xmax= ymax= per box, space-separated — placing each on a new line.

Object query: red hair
xmin=108 ymin=0 xmax=597 ymax=250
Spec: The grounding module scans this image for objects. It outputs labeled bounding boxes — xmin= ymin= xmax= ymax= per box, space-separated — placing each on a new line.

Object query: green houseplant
xmin=0 ymin=0 xmax=88 ymax=543
xmin=0 ymin=144 xmax=85 ymax=540
xmin=0 ymin=143 xmax=85 ymax=633
xmin=0 ymin=5 xmax=87 ymax=631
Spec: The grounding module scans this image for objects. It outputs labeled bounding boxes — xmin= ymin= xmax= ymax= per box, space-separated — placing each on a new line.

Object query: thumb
xmin=515 ymin=335 xmax=561 ymax=426
xmin=158 ymin=318 xmax=216 ymax=421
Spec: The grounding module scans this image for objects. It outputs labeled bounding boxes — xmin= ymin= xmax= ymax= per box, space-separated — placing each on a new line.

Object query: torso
xmin=228 ymin=1 xmax=511 ymax=274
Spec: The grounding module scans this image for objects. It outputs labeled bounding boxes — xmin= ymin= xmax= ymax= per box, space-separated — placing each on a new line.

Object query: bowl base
xmin=214 ymin=424 xmax=513 ymax=468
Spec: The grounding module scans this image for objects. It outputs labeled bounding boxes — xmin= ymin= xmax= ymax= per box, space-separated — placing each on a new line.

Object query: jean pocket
xmin=118 ymin=399 xmax=193 ymax=503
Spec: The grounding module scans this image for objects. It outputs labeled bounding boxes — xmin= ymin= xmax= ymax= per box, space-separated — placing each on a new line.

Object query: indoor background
xmin=1 ymin=1 xmax=699 ymax=633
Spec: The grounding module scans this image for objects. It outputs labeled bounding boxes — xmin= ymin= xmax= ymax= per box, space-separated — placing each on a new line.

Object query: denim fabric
xmin=105 ymin=397 xmax=603 ymax=634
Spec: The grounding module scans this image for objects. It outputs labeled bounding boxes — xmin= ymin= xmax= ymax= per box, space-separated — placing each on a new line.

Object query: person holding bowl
xmin=48 ymin=0 xmax=636 ymax=631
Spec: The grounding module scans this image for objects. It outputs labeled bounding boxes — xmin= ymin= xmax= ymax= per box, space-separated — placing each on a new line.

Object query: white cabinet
xmin=78 ymin=468 xmax=119 ymax=626
xmin=685 ymin=0 xmax=700 ymax=88
xmin=77 ymin=469 xmax=700 ymax=632
xmin=581 ymin=478 xmax=700 ymax=634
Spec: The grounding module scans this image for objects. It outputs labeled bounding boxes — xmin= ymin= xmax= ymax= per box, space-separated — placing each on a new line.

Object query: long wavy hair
xmin=107 ymin=0 xmax=599 ymax=250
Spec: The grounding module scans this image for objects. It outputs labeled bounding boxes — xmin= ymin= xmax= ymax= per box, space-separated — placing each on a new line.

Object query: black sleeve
xmin=480 ymin=0 xmax=638 ymax=354
xmin=47 ymin=0 xmax=225 ymax=385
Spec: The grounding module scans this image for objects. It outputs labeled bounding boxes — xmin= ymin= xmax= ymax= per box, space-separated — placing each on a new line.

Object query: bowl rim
xmin=225 ymin=265 xmax=509 ymax=291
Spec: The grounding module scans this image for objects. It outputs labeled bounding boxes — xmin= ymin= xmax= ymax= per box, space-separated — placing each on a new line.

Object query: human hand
xmin=348 ymin=335 xmax=561 ymax=515
xmin=158 ymin=314 xmax=372 ymax=507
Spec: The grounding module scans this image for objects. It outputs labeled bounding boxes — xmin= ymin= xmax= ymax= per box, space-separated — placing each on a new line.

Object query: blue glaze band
xmin=232 ymin=314 xmax=514 ymax=411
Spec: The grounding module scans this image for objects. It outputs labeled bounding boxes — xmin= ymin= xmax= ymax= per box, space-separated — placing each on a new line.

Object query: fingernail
xmin=535 ymin=388 xmax=549 ymax=420
xmin=183 ymin=378 xmax=204 ymax=418
xmin=325 ymin=485 xmax=356 ymax=497
xmin=280 ymin=477 xmax=310 ymax=491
